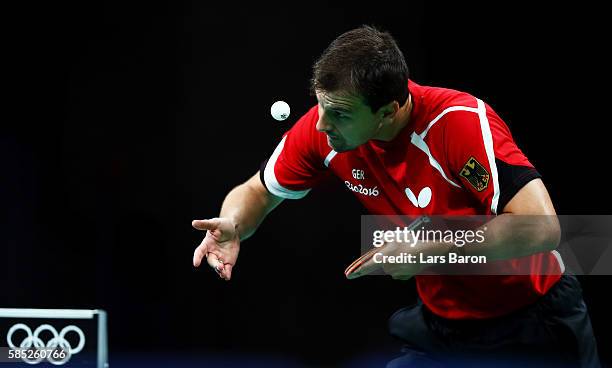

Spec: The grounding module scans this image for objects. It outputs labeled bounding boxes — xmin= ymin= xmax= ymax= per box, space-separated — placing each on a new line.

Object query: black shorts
xmin=387 ymin=275 xmax=600 ymax=368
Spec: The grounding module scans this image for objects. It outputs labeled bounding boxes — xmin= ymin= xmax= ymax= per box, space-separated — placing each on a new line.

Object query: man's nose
xmin=316 ymin=112 xmax=333 ymax=133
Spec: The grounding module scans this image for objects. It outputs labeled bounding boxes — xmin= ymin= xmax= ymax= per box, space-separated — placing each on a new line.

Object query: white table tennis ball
xmin=271 ymin=100 xmax=290 ymax=121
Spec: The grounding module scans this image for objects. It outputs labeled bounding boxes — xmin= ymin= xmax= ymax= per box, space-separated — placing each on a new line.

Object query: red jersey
xmin=261 ymin=80 xmax=563 ymax=319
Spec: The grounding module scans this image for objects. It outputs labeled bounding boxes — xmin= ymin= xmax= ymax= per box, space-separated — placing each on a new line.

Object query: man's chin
xmin=327 ymin=137 xmax=351 ymax=152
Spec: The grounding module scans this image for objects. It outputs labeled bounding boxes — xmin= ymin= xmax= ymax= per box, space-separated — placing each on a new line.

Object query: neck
xmin=374 ymin=93 xmax=413 ymax=142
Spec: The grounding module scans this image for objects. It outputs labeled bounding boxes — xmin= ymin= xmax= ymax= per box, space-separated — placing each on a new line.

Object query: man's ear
xmin=377 ymin=101 xmax=400 ymax=123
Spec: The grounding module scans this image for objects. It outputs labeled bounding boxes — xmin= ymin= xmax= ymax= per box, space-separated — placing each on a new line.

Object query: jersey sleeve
xmin=442 ymin=98 xmax=541 ymax=214
xmin=260 ymin=105 xmax=329 ymax=199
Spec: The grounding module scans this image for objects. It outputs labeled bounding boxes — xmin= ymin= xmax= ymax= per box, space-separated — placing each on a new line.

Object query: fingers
xmin=192 ymin=218 xmax=220 ymax=231
xmin=346 ymin=254 xmax=380 ymax=279
xmin=346 ymin=244 xmax=412 ymax=279
xmin=348 ymin=259 xmax=411 ymax=280
xmin=209 ymin=249 xmax=233 ymax=280
xmin=193 ymin=242 xmax=208 ymax=267
xmin=194 ymin=244 xmax=232 ymax=280
xmin=206 ymin=252 xmax=223 ymax=272
xmin=192 ymin=218 xmax=238 ymax=280
xmin=219 ymin=263 xmax=233 ymax=281
xmin=210 ymin=254 xmax=233 ymax=281
xmin=344 ymin=247 xmax=379 ymax=279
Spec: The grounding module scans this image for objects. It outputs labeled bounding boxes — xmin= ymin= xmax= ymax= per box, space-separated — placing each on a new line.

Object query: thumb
xmin=192 ymin=218 xmax=221 ymax=231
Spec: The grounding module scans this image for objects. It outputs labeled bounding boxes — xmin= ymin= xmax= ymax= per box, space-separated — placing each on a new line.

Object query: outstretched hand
xmin=192 ymin=218 xmax=240 ymax=280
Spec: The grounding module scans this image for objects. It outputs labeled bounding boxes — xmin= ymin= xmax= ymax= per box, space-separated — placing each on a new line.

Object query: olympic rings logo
xmin=7 ymin=323 xmax=85 ymax=365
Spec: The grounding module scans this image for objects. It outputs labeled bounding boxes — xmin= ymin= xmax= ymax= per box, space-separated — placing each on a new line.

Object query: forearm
xmin=463 ymin=214 xmax=560 ymax=260
xmin=422 ymin=214 xmax=561 ymax=261
xmin=353 ymin=180 xmax=562 ymax=279
xmin=219 ymin=173 xmax=283 ymax=241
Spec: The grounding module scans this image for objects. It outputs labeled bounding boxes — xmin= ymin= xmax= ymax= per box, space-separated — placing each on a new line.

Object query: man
xmin=192 ymin=26 xmax=599 ymax=367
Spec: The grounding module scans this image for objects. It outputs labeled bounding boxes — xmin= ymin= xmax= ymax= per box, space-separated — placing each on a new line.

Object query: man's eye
xmin=333 ymin=111 xmax=348 ymax=120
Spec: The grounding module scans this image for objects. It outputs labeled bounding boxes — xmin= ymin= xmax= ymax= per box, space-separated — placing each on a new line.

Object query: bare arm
xmin=462 ymin=178 xmax=561 ymax=260
xmin=219 ymin=171 xmax=284 ymax=241
xmin=349 ymin=178 xmax=561 ymax=279
xmin=192 ymin=171 xmax=284 ymax=280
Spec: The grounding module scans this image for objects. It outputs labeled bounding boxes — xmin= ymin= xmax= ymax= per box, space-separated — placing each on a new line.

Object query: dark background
xmin=2 ymin=1 xmax=609 ymax=366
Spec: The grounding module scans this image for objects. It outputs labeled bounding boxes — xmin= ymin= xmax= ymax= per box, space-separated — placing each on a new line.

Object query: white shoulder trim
xmin=409 ymin=104 xmax=478 ymax=188
xmin=263 ymin=136 xmax=311 ymax=199
xmin=411 ymin=99 xmax=501 ymax=214
xmin=551 ymin=250 xmax=566 ymax=274
xmin=420 ymin=105 xmax=479 ymax=139
xmin=475 ymin=98 xmax=500 ymax=214
xmin=410 ymin=132 xmax=461 ymax=188
xmin=324 ymin=150 xmax=337 ymax=167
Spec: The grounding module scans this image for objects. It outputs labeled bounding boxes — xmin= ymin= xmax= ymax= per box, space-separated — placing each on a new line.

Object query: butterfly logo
xmin=404 ymin=186 xmax=432 ymax=208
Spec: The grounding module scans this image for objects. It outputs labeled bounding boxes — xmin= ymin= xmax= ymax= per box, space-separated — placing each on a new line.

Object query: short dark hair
xmin=311 ymin=25 xmax=409 ymax=112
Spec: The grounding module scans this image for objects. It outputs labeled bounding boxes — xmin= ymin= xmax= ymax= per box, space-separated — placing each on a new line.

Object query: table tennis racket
xmin=344 ymin=216 xmax=431 ymax=278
